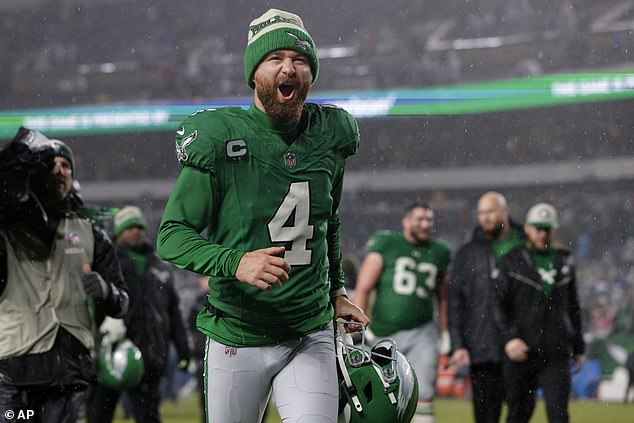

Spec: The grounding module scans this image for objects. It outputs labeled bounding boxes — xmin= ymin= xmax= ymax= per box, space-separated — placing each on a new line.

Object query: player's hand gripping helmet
xmin=97 ymin=337 xmax=145 ymax=390
xmin=336 ymin=321 xmax=419 ymax=423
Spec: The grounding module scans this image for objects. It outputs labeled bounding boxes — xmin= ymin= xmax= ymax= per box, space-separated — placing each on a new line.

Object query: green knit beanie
xmin=50 ymin=139 xmax=75 ymax=173
xmin=244 ymin=9 xmax=319 ymax=89
xmin=113 ymin=206 xmax=148 ymax=237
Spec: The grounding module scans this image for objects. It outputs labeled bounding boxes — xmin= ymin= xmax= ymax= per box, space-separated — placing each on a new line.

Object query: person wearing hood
xmin=0 ymin=128 xmax=128 ymax=423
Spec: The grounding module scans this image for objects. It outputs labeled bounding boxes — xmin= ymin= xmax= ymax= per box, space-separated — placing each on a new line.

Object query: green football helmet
xmin=336 ymin=322 xmax=418 ymax=423
xmin=98 ymin=338 xmax=145 ymax=390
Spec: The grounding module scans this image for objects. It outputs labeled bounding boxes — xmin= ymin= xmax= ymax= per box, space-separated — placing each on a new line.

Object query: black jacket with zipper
xmin=116 ymin=242 xmax=190 ymax=379
xmin=448 ymin=222 xmax=524 ymax=364
xmin=492 ymin=245 xmax=585 ymax=358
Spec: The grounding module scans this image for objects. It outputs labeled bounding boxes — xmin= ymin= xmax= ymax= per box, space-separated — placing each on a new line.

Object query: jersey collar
xmin=247 ymin=104 xmax=303 ymax=142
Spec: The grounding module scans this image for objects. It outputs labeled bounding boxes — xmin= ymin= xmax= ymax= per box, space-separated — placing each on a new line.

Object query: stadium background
xmin=1 ymin=0 xmax=633 ymax=420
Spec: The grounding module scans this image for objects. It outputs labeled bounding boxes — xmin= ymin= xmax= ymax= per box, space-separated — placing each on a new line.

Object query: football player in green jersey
xmin=353 ymin=203 xmax=452 ymax=423
xmin=157 ymin=9 xmax=368 ymax=423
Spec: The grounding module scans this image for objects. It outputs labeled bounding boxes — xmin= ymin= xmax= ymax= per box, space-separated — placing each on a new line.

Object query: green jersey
xmin=157 ymin=103 xmax=359 ymax=347
xmin=367 ymin=232 xmax=451 ymax=337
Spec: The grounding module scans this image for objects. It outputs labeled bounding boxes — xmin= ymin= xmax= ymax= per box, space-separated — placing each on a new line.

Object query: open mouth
xmin=278 ymin=82 xmax=295 ymax=100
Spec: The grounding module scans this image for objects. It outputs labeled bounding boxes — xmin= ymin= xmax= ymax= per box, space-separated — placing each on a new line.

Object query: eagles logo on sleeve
xmin=174 ymin=109 xmax=220 ymax=168
xmin=175 ymin=128 xmax=198 ymax=163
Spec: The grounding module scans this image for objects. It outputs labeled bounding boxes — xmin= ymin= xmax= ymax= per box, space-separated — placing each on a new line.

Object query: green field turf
xmin=113 ymin=395 xmax=634 ymax=423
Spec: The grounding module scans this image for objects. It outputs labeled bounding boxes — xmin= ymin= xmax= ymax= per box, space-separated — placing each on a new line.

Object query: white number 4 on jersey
xmin=267 ymin=181 xmax=314 ymax=266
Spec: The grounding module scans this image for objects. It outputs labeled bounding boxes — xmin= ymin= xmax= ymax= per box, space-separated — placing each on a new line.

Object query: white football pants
xmin=204 ymin=326 xmax=338 ymax=423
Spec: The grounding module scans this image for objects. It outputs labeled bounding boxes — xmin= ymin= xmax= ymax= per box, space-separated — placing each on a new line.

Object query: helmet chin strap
xmin=337 ymin=338 xmax=363 ymax=413
xmin=371 ymin=364 xmax=397 ymax=405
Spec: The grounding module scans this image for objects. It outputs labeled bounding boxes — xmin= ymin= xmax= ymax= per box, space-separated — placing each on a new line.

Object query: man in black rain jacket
xmin=493 ymin=202 xmax=584 ymax=423
xmin=448 ymin=192 xmax=525 ymax=423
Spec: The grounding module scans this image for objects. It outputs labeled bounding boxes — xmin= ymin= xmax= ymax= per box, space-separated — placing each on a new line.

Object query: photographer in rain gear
xmin=0 ymin=127 xmax=129 ymax=423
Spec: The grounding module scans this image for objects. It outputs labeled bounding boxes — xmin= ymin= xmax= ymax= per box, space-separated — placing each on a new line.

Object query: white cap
xmin=525 ymin=202 xmax=559 ymax=229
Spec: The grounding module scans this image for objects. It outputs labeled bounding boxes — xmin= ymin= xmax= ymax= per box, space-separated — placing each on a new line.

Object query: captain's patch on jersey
xmin=225 ymin=139 xmax=248 ymax=161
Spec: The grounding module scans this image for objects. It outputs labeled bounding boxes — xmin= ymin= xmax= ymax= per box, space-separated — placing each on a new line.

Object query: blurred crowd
xmin=1 ymin=0 xmax=632 ymax=108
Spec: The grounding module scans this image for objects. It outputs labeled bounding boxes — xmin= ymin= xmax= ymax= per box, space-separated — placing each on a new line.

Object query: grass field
xmin=113 ymin=395 xmax=634 ymax=423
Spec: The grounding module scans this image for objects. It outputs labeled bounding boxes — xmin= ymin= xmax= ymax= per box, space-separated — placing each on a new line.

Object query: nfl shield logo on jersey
xmin=285 ymin=152 xmax=296 ymax=168
xmin=65 ymin=231 xmax=80 ymax=246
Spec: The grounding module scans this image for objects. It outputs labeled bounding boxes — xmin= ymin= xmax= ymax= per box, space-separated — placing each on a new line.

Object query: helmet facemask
xmin=335 ymin=321 xmax=419 ymax=423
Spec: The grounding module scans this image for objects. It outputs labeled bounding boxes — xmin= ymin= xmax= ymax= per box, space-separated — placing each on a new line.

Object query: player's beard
xmin=255 ymin=75 xmax=310 ymax=123
xmin=34 ymin=174 xmax=70 ymax=208
xmin=409 ymin=228 xmax=430 ymax=244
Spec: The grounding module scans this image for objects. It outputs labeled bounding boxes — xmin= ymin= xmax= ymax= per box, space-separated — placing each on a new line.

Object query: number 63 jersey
xmin=367 ymin=232 xmax=451 ymax=337
xmin=159 ymin=103 xmax=359 ymax=347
